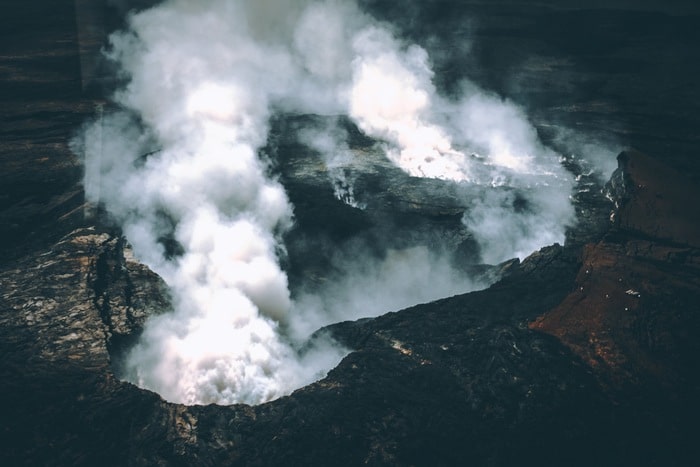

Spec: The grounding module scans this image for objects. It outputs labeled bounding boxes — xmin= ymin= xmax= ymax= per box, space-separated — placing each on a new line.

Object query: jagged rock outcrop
xmin=0 ymin=227 xmax=612 ymax=466
xmin=0 ymin=227 xmax=169 ymax=369
xmin=4 ymin=175 xmax=695 ymax=467
xmin=531 ymin=150 xmax=700 ymax=465
xmin=4 ymin=151 xmax=696 ymax=466
xmin=0 ymin=227 xmax=163 ymax=464
xmin=532 ymin=151 xmax=700 ymax=386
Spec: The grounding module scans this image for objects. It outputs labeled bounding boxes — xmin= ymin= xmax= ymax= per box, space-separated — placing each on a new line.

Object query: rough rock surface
xmin=0 ymin=227 xmax=169 ymax=464
xmin=0 ymin=0 xmax=96 ymax=261
xmin=531 ymin=151 xmax=700 ymax=465
xmin=0 ymin=228 xmax=610 ymax=466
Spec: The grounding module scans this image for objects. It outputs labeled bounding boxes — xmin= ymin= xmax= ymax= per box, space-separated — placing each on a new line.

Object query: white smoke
xmin=78 ymin=0 xmax=349 ymax=405
xmin=297 ymin=120 xmax=367 ymax=209
xmin=342 ymin=22 xmax=574 ymax=263
xmin=349 ymin=26 xmax=471 ymax=182
xmin=76 ymin=0 xmax=578 ymax=405
xmin=289 ymin=245 xmax=486 ymax=340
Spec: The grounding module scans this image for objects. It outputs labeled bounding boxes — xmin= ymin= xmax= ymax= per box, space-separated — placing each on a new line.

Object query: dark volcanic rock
xmin=0 ymin=0 xmax=96 ymax=260
xmin=318 ymin=244 xmax=612 ymax=466
xmin=532 ymin=151 xmax=700 ymax=385
xmin=610 ymin=150 xmax=700 ymax=247
xmin=3 ymin=1 xmax=700 ymax=466
xmin=0 ymin=227 xmax=614 ymax=466
xmin=268 ymin=115 xmax=482 ymax=292
xmin=531 ymin=150 xmax=700 ymax=465
xmin=362 ymin=1 xmax=700 ymax=178
xmin=0 ymin=225 xmax=663 ymax=466
xmin=0 ymin=227 xmax=168 ymax=465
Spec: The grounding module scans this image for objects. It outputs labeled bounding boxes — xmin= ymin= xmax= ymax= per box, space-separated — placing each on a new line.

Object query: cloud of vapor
xmin=289 ymin=245 xmax=486 ymax=340
xmin=77 ymin=0 xmax=349 ymax=405
xmin=76 ymin=0 xmax=579 ymax=405
xmin=344 ymin=26 xmax=575 ymax=263
xmin=447 ymin=86 xmax=576 ymax=263
xmin=297 ymin=120 xmax=367 ymax=209
xmin=349 ymin=26 xmax=471 ymax=182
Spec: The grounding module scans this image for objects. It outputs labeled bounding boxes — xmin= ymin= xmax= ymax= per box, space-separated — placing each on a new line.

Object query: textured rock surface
xmin=531 ymin=151 xmax=700 ymax=465
xmin=0 ymin=227 xmax=168 ymax=464
xmin=0 ymin=230 xmax=612 ymax=466
xmin=0 ymin=0 xmax=93 ymax=260
xmin=532 ymin=151 xmax=700 ymax=385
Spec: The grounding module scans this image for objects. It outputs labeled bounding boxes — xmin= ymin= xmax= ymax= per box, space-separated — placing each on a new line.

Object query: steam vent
xmin=2 ymin=1 xmax=699 ymax=465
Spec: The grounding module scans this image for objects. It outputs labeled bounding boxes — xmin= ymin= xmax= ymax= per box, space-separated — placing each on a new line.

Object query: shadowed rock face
xmin=532 ymin=151 xmax=700 ymax=384
xmin=0 ymin=0 xmax=90 ymax=260
xmin=0 ymin=228 xmax=613 ymax=466
xmin=531 ymin=151 xmax=700 ymax=464
xmin=2 ymin=1 xmax=700 ymax=466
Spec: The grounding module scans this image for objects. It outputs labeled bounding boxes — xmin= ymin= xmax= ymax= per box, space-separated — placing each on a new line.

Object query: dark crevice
xmin=89 ymin=236 xmax=136 ymax=363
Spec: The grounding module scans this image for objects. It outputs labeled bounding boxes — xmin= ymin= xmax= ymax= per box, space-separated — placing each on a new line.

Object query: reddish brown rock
xmin=614 ymin=150 xmax=700 ymax=248
xmin=531 ymin=151 xmax=700 ymax=395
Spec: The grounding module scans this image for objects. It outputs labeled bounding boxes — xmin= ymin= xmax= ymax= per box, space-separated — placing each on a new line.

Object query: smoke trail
xmin=298 ymin=120 xmax=367 ymax=209
xmin=346 ymin=37 xmax=575 ymax=263
xmin=77 ymin=0 xmax=349 ymax=405
xmin=289 ymin=245 xmax=486 ymax=340
xmin=77 ymin=0 xmax=577 ymax=405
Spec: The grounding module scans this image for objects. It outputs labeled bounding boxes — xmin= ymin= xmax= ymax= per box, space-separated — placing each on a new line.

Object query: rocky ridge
xmin=2 ymin=149 xmax=698 ymax=465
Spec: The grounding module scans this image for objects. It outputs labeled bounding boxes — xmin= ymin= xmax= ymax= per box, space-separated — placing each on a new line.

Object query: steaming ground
xmin=75 ymin=0 xmax=584 ymax=405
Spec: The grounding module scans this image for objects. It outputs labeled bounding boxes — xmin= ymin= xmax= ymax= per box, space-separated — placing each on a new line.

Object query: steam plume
xmin=76 ymin=0 xmax=577 ymax=405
